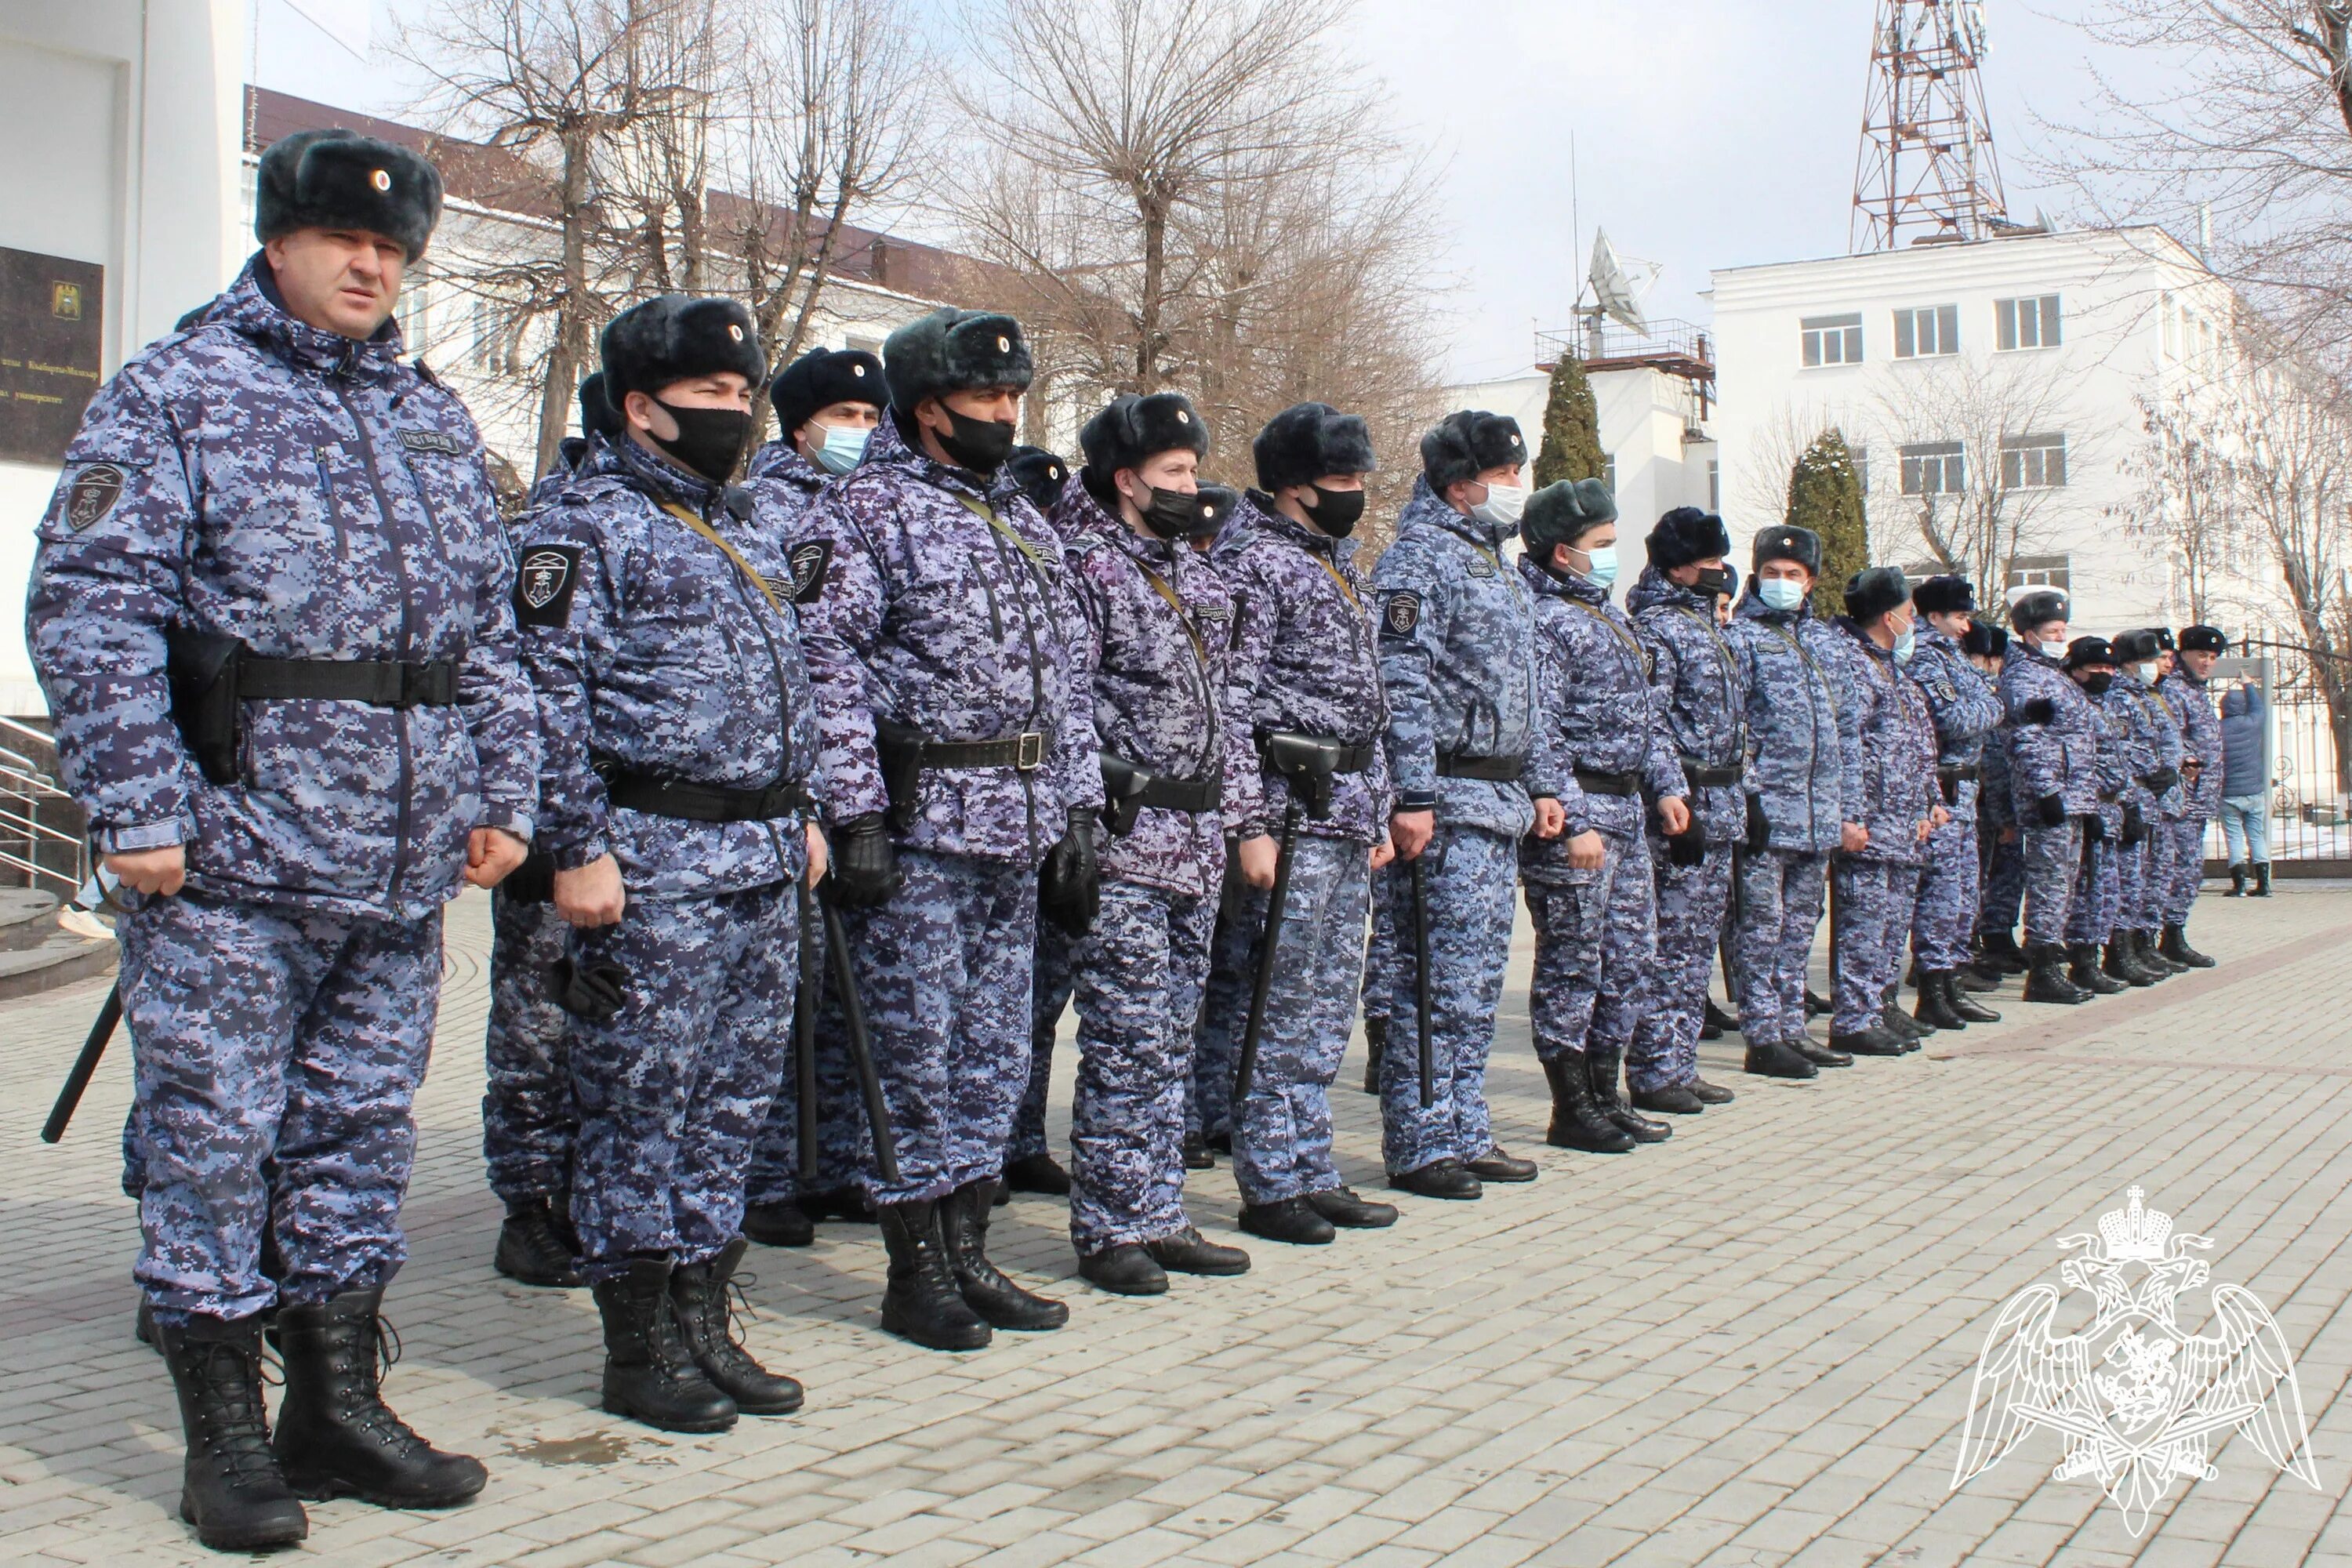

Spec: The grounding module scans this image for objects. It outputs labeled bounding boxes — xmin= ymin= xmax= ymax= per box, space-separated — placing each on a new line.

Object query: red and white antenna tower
xmin=1851 ymin=0 xmax=2011 ymax=251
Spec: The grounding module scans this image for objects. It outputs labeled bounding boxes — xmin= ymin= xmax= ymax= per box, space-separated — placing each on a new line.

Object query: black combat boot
xmin=1883 ymin=999 xmax=1929 ymax=1041
xmin=1690 ymin=1077 xmax=1737 ymax=1104
xmin=1793 ymin=1036 xmax=1853 ymax=1068
xmin=1466 ymin=1145 xmax=1539 ymax=1181
xmin=1181 ymin=1130 xmax=1215 ymax=1171
xmin=740 ymin=1199 xmax=817 ymax=1248
xmin=2022 ymin=942 xmax=2090 ymax=1004
xmin=1955 ymin=960 xmax=2002 ymax=993
xmin=1632 ymin=1083 xmax=1708 ymax=1115
xmin=1976 ymin=930 xmax=2030 ymax=975
xmin=2160 ymin=922 xmax=2216 ymax=967
xmin=157 ymin=1315 xmax=308 ymax=1552
xmin=1306 ymin=1185 xmax=1399 ymax=1227
xmin=671 ymin=1240 xmax=804 ymax=1414
xmin=1943 ymin=971 xmax=2002 ymax=1023
xmin=2252 ymin=863 xmax=2272 ymax=897
xmin=1828 ymin=1024 xmax=1907 ymax=1057
xmin=1002 ymin=1152 xmax=1072 ymax=1196
xmin=1703 ymin=997 xmax=1740 ymax=1034
xmin=1914 ymin=971 xmax=1970 ymax=1031
xmin=2070 ymin=942 xmax=2128 ymax=994
xmin=590 ymin=1260 xmax=739 ymax=1430
xmin=877 ymin=1201 xmax=991 ymax=1350
xmin=1804 ymin=987 xmax=1831 ymax=1018
xmin=1743 ymin=1039 xmax=1818 ymax=1079
xmin=1362 ymin=1015 xmax=1386 ymax=1094
xmin=1079 ymin=1244 xmax=1169 ymax=1296
xmin=272 ymin=1289 xmax=489 ymax=1507
xmin=136 ymin=1298 xmax=158 ymax=1350
xmin=942 ymin=1180 xmax=1069 ymax=1330
xmin=493 ymin=1196 xmax=584 ymax=1287
xmin=1542 ymin=1053 xmax=1635 ymax=1151
xmin=2103 ymin=938 xmax=2156 ymax=989
xmin=803 ymin=1186 xmax=880 ymax=1224
xmin=1387 ymin=1158 xmax=1483 ymax=1200
xmin=1144 ymin=1227 xmax=1251 ymax=1276
xmin=1239 ymin=1196 xmax=1335 ymax=1245
xmin=1588 ymin=1047 xmax=1671 ymax=1142
xmin=2133 ymin=928 xmax=2185 ymax=975
xmin=2225 ymin=863 xmax=2248 ymax=896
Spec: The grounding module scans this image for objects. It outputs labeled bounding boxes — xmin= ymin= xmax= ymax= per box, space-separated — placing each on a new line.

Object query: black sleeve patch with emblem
xmin=63 ymin=463 xmax=129 ymax=532
xmin=400 ymin=429 xmax=467 ymax=456
xmin=514 ymin=544 xmax=583 ymax=628
xmin=789 ymin=539 xmax=832 ymax=604
xmin=1381 ymin=590 xmax=1422 ymax=639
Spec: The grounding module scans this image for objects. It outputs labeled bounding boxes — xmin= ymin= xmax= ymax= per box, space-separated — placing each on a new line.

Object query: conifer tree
xmin=1784 ymin=428 xmax=1867 ymax=616
xmin=1533 ymin=355 xmax=1606 ymax=488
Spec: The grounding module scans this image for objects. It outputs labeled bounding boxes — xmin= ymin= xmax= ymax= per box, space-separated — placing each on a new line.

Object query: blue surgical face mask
xmin=1893 ymin=626 xmax=1917 ymax=663
xmin=1577 ymin=543 xmax=1619 ymax=590
xmin=813 ymin=423 xmax=869 ymax=476
xmin=1757 ymin=577 xmax=1806 ymax=613
xmin=2040 ymin=637 xmax=2070 ymax=660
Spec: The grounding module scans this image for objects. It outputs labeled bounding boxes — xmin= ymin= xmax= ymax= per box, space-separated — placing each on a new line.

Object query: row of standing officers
xmin=24 ymin=129 xmax=2233 ymax=1553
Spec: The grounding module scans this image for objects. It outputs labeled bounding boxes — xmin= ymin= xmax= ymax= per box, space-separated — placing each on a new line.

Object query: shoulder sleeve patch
xmin=514 ymin=544 xmax=583 ymax=628
xmin=62 ymin=463 xmax=129 ymax=532
xmin=1381 ymin=590 xmax=1422 ymax=639
xmin=399 ymin=429 xmax=467 ymax=456
xmin=789 ymin=539 xmax=832 ymax=604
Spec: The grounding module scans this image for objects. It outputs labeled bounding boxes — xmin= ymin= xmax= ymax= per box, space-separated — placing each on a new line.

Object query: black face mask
xmin=649 ymin=398 xmax=751 ymax=484
xmin=1692 ymin=566 xmax=1733 ymax=598
xmin=1303 ymin=483 xmax=1366 ymax=538
xmin=2082 ymin=672 xmax=2114 ymax=696
xmin=1133 ymin=482 xmax=1204 ymax=541
xmin=933 ymin=407 xmax=1018 ymax=474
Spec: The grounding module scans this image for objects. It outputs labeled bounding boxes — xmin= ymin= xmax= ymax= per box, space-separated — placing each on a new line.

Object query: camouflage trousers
xmin=1360 ymin=857 xmax=1404 ymax=1033
xmin=1374 ymin=826 xmax=1517 ymax=1174
xmin=2066 ymin=830 xmax=2120 ymax=946
xmin=1068 ymin=881 xmax=1216 ymax=1254
xmin=743 ymin=901 xmax=875 ymax=1207
xmin=1523 ymin=822 xmax=1658 ymax=1067
xmin=1011 ymin=923 xmax=1073 ymax=1162
xmin=2118 ymin=828 xmax=2158 ymax=931
xmin=1189 ymin=903 xmax=1255 ymax=1143
xmin=1225 ymin=835 xmax=1371 ymax=1205
xmin=2021 ymin=819 xmax=2084 ymax=947
xmin=483 ymin=885 xmax=574 ymax=1205
xmin=831 ymin=850 xmax=1038 ymax=1206
xmin=569 ymin=884 xmax=797 ymax=1282
xmin=121 ymin=892 xmax=442 ymax=1325
xmin=1732 ymin=848 xmax=1828 ymax=1047
xmin=1831 ymin=858 xmax=1923 ymax=1035
xmin=1977 ymin=828 xmax=2025 ymax=938
xmin=1628 ymin=836 xmax=1733 ymax=1091
xmin=2158 ymin=815 xmax=2210 ymax=924
xmin=1910 ymin=811 xmax=1980 ymax=972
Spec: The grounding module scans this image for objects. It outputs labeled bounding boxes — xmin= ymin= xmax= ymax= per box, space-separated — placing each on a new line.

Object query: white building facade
xmin=1708 ymin=226 xmax=2241 ymax=632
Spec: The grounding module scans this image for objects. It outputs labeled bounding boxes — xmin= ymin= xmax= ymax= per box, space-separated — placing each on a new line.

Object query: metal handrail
xmin=0 ymin=728 xmax=86 ymax=898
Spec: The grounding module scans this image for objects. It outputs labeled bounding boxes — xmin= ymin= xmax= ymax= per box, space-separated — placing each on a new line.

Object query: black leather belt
xmin=238 ymin=655 xmax=460 ymax=708
xmin=1258 ymin=735 xmax=1375 ymax=775
xmin=601 ymin=766 xmax=814 ymax=823
xmin=884 ymin=730 xmax=1047 ymax=771
xmin=1937 ymin=763 xmax=1980 ymax=783
xmin=1132 ymin=774 xmax=1221 ymax=812
xmin=1439 ymin=753 xmax=1523 ymax=782
xmin=1574 ymin=768 xmax=1640 ymax=797
xmin=1682 ymin=761 xmax=1743 ymax=787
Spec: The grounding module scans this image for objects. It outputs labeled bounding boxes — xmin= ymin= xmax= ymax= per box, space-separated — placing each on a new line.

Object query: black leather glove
xmin=2037 ymin=793 xmax=2067 ymax=828
xmin=2020 ymin=697 xmax=2055 ymax=725
xmin=2142 ymin=766 xmax=2180 ymax=795
xmin=549 ymin=956 xmax=629 ymax=1023
xmin=2123 ymin=804 xmax=2147 ymax=846
xmin=1744 ymin=793 xmax=1770 ymax=853
xmin=2085 ymin=813 xmax=2107 ymax=844
xmin=1040 ymin=808 xmax=1101 ymax=936
xmin=831 ymin=812 xmax=901 ymax=907
xmin=1668 ymin=815 xmax=1708 ymax=868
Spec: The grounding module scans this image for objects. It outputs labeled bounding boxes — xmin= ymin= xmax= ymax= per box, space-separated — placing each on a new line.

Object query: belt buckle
xmin=1015 ymin=731 xmax=1045 ymax=771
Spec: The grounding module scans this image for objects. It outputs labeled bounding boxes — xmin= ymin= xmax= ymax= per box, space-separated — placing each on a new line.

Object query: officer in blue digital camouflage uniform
xmin=2101 ymin=628 xmax=2186 ymax=985
xmin=1627 ymin=508 xmax=1746 ymax=1112
xmin=2156 ymin=625 xmax=2227 ymax=967
xmin=736 ymin=344 xmax=886 ymax=1249
xmin=1815 ymin=568 xmax=1942 ymax=1056
xmin=2000 ymin=590 xmax=2103 ymax=1004
xmin=1519 ymin=480 xmax=1691 ymax=1151
xmin=517 ymin=295 xmax=822 ymax=1432
xmin=1370 ymin=412 xmax=1553 ymax=1198
xmin=485 ymin=372 xmax=621 ymax=1290
xmin=1211 ymin=403 xmax=1398 ymax=1245
xmin=1048 ymin=392 xmax=1257 ymax=1294
xmin=791 ymin=308 xmax=1102 ymax=1349
xmin=1902 ymin=575 xmax=2005 ymax=1030
xmin=1965 ymin=622 xmax=2029 ymax=981
xmin=1724 ymin=527 xmax=1856 ymax=1078
xmin=2060 ymin=637 xmax=2133 ymax=996
xmin=27 ymin=130 xmax=532 ymax=1548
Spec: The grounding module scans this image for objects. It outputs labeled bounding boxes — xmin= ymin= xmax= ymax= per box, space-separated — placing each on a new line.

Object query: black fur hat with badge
xmin=883 ymin=307 xmax=1034 ymax=416
xmin=599 ymin=295 xmax=767 ymax=407
xmin=1962 ymin=622 xmax=2009 ymax=659
xmin=2179 ymin=624 xmax=2229 ymax=653
xmin=2011 ymin=590 xmax=2070 ymax=633
xmin=2111 ymin=628 xmax=2164 ymax=663
xmin=1911 ymin=574 xmax=1975 ymax=615
xmin=578 ymin=372 xmax=622 ymax=445
xmin=2064 ymin=635 xmax=2118 ymax=671
xmin=1647 ymin=506 xmax=1732 ymax=571
xmin=1419 ymin=410 xmax=1526 ymax=493
xmin=770 ymin=346 xmax=884 ymax=435
xmin=1844 ymin=566 xmax=1912 ymax=624
xmin=1521 ymin=478 xmax=1618 ymax=561
xmin=1004 ymin=446 xmax=1070 ymax=514
xmin=256 ymin=129 xmax=445 ymax=262
xmin=1081 ymin=392 xmax=1210 ymax=503
xmin=1253 ymin=402 xmax=1377 ymax=492
xmin=1751 ymin=524 xmax=1823 ymax=576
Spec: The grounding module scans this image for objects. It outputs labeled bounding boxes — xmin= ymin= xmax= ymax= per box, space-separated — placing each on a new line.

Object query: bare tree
xmin=2120 ymin=384 xmax=2242 ymax=622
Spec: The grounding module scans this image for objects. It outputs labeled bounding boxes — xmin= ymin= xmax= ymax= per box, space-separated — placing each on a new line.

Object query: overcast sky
xmin=256 ymin=0 xmax=2152 ymax=382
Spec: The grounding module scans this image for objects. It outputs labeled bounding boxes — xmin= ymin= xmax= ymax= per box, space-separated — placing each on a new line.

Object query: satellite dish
xmin=1588 ymin=229 xmax=1653 ymax=336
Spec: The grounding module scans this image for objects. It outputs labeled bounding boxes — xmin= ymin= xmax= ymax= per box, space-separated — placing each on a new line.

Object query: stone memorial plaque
xmin=0 ymin=246 xmax=105 ymax=465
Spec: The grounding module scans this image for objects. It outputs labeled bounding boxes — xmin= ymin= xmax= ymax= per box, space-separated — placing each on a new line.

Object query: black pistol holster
xmin=1101 ymin=754 xmax=1156 ymax=837
xmin=1260 ymin=731 xmax=1359 ymax=822
xmin=165 ymin=625 xmax=247 ymax=786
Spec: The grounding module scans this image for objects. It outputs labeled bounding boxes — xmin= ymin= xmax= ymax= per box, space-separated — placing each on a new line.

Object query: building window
xmin=1602 ymin=454 xmax=1618 ymax=494
xmin=1708 ymin=459 xmax=1720 ymax=512
xmin=2006 ymin=554 xmax=2070 ymax=593
xmin=1996 ymin=295 xmax=2062 ymax=351
xmin=1850 ymin=445 xmax=1871 ymax=494
xmin=395 ymin=271 xmax=430 ymax=354
xmin=470 ymin=296 xmax=504 ymax=372
xmin=1893 ymin=303 xmax=1960 ymax=358
xmin=2000 ymin=432 xmax=2067 ymax=489
xmin=1802 ymin=314 xmax=1864 ymax=368
xmin=1900 ymin=441 xmax=1965 ymax=495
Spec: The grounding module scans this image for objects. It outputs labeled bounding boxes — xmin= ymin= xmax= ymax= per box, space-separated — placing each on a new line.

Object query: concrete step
xmin=0 ymin=928 xmax=114 ymax=1003
xmin=0 ymin=888 xmax=63 ymax=954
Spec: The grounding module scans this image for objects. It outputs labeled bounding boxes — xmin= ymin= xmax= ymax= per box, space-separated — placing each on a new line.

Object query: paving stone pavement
xmin=2 ymin=884 xmax=2350 ymax=1567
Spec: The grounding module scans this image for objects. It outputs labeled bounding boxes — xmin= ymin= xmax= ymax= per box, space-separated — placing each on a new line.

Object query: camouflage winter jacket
xmin=2107 ymin=675 xmax=2187 ymax=826
xmin=1816 ymin=619 xmax=1938 ymax=866
xmin=1906 ymin=624 xmax=2004 ymax=814
xmin=1726 ymin=591 xmax=1855 ymax=855
xmin=1628 ymin=565 xmax=1747 ymax=847
xmin=2002 ymin=648 xmax=2103 ymax=818
xmin=2158 ymin=668 xmax=2223 ymax=815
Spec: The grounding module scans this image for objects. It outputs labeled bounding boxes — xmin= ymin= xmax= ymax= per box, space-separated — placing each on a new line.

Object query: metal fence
xmin=2205 ymin=641 xmax=2351 ymax=874
xmin=0 ymin=716 xmax=86 ymax=899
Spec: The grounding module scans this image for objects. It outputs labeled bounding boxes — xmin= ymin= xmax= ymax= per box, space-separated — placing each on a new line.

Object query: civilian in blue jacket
xmin=2218 ymin=678 xmax=2270 ymax=895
